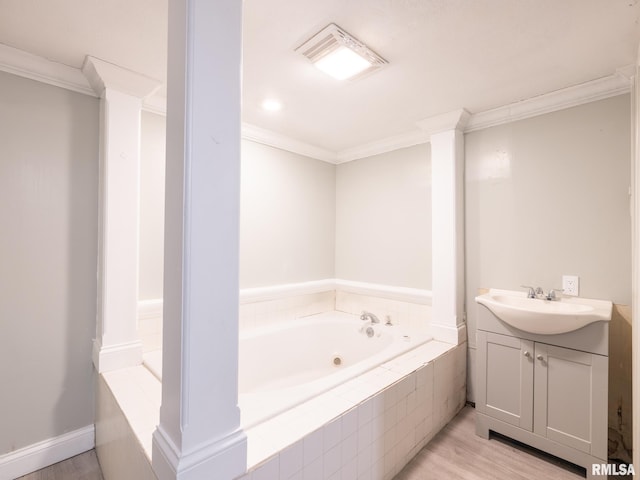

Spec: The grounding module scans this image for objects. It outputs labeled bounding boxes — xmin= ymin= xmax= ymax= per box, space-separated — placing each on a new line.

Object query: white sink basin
xmin=476 ymin=289 xmax=612 ymax=334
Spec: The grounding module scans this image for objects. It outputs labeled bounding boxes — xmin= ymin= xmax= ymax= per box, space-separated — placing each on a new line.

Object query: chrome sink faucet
xmin=521 ymin=285 xmax=543 ymax=299
xmin=360 ymin=311 xmax=380 ymax=324
xmin=521 ymin=285 xmax=562 ymax=301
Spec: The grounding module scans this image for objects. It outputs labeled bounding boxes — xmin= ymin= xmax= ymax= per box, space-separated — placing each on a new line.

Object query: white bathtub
xmin=143 ymin=310 xmax=432 ymax=428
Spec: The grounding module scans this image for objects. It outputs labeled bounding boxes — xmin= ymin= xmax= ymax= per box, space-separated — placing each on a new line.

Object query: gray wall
xmin=139 ymin=111 xmax=166 ymax=300
xmin=465 ymin=94 xmax=631 ymax=401
xmin=335 ymin=144 xmax=432 ymax=289
xmin=0 ymin=71 xmax=99 ymax=453
xmin=140 ymin=130 xmax=433 ymax=292
xmin=138 ymin=123 xmax=337 ymax=293
xmin=239 ymin=140 xmax=336 ymax=288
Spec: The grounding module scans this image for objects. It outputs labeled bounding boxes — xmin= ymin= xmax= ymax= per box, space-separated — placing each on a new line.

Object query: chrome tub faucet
xmin=360 ymin=311 xmax=380 ymax=324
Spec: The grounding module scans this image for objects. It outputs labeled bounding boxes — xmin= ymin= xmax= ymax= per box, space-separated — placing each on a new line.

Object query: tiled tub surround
xmin=101 ymin=339 xmax=465 ymax=480
xmin=239 ymin=280 xmax=432 ymax=333
xmin=238 ymin=341 xmax=466 ymax=480
xmin=111 ymin=281 xmax=464 ymax=479
xmin=239 ymin=290 xmax=337 ymax=331
xmin=335 ymin=290 xmax=432 ymax=333
xmin=137 ymin=279 xmax=433 ymax=353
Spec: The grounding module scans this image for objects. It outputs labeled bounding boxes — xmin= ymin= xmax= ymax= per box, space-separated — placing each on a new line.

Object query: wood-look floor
xmin=16 ymin=406 xmax=598 ymax=480
xmin=395 ymin=406 xmax=585 ymax=480
xmin=16 ymin=449 xmax=103 ymax=480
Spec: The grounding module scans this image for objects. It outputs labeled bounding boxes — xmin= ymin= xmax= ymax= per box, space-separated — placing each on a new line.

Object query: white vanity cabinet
xmin=476 ymin=303 xmax=609 ymax=476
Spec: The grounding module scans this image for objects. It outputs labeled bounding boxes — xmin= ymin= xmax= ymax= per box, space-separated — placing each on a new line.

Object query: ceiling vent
xmin=295 ymin=23 xmax=388 ymax=81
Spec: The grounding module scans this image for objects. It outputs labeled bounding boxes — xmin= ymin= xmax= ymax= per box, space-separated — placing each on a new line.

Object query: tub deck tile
xmin=102 ymin=366 xmax=161 ymax=460
xmin=103 ymin=331 xmax=462 ymax=479
xmin=249 ymin=342 xmax=462 ymax=477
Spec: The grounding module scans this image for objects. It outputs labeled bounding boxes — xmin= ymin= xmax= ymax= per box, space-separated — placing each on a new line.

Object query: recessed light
xmin=261 ymin=99 xmax=282 ymax=112
xmin=295 ymin=23 xmax=387 ymax=81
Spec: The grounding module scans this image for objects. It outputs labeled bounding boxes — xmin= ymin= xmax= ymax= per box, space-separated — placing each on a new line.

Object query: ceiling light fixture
xmin=295 ymin=23 xmax=388 ymax=81
xmin=261 ymin=99 xmax=283 ymax=111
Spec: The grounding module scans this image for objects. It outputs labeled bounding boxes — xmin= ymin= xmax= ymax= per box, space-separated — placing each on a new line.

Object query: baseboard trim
xmin=152 ymin=426 xmax=247 ymax=480
xmin=138 ymin=298 xmax=163 ymax=320
xmin=92 ymin=338 xmax=143 ymax=373
xmin=0 ymin=425 xmax=94 ymax=480
xmin=430 ymin=322 xmax=467 ymax=345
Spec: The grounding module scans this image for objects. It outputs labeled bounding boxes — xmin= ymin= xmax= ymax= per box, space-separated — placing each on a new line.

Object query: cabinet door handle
xmin=536 ymin=354 xmax=544 ymax=361
xmin=523 ymin=351 xmax=531 ymax=358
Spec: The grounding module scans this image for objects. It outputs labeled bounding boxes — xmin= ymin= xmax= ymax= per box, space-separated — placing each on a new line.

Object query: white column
xmin=82 ymin=56 xmax=161 ymax=372
xmin=418 ymin=110 xmax=469 ymax=345
xmin=151 ymin=0 xmax=246 ymax=479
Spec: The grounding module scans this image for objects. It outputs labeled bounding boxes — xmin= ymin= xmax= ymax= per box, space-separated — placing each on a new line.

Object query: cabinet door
xmin=477 ymin=331 xmax=534 ymax=430
xmin=533 ymin=343 xmax=608 ymax=460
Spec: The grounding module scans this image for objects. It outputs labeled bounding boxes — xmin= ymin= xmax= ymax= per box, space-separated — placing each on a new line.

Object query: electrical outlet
xmin=562 ymin=275 xmax=579 ymax=296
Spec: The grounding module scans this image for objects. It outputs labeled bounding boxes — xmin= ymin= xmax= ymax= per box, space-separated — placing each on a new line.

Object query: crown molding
xmin=0 ymin=43 xmax=96 ymax=96
xmin=465 ymin=71 xmax=631 ymax=133
xmin=241 ymin=122 xmax=338 ymax=163
xmin=616 ymin=63 xmax=635 ymax=81
xmin=337 ymin=70 xmax=631 ymax=160
xmin=259 ymin=67 xmax=631 ymax=162
xmin=138 ymin=97 xmax=340 ymax=164
xmin=0 ymin=44 xmax=164 ymax=101
xmin=336 ymin=129 xmax=430 ymax=163
xmin=82 ymin=56 xmax=161 ymax=99
xmin=336 ymin=108 xmax=472 ymax=162
xmin=0 ymin=44 xmax=631 ymax=163
xmin=142 ymin=90 xmax=168 ymax=115
xmin=416 ymin=108 xmax=471 ymax=137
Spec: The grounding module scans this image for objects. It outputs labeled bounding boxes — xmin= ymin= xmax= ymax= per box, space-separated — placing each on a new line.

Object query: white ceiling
xmin=1 ymin=0 xmax=639 ymax=153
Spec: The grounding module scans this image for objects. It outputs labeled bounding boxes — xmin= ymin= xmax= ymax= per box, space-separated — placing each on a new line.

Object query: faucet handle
xmin=546 ymin=289 xmax=563 ymax=301
xmin=520 ymin=285 xmax=536 ymax=298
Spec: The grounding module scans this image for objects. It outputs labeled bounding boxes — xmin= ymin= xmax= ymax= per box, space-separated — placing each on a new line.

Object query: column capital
xmin=416 ymin=108 xmax=471 ymax=138
xmin=82 ymin=55 xmax=161 ymax=99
